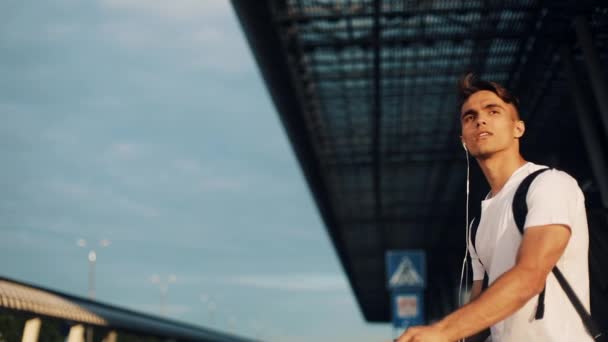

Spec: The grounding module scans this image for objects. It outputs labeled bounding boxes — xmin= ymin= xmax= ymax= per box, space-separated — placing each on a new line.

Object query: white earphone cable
xmin=458 ymin=145 xmax=471 ymax=342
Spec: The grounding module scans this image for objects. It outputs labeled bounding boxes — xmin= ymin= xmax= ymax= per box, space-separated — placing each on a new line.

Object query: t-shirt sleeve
xmin=523 ymin=170 xmax=584 ymax=232
xmin=468 ymin=220 xmax=485 ymax=281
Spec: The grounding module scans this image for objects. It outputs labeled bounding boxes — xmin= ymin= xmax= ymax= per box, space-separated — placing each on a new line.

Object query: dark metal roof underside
xmin=232 ymin=0 xmax=608 ymax=322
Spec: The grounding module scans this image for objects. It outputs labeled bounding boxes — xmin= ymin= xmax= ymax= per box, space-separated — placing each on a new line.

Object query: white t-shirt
xmin=468 ymin=162 xmax=591 ymax=342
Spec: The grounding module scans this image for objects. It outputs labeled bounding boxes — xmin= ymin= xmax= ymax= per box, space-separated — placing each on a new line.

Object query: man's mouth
xmin=477 ymin=131 xmax=492 ymax=138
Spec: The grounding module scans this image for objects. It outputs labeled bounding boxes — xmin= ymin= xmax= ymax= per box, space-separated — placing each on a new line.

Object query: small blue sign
xmin=391 ymin=289 xmax=425 ymax=328
xmin=386 ymin=250 xmax=426 ymax=289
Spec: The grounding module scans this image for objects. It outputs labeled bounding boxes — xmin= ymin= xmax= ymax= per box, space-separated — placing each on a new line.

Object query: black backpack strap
xmin=512 ymin=168 xmax=551 ymax=234
xmin=512 ymin=168 xmax=551 ymax=319
xmin=512 ymin=168 xmax=602 ymax=340
xmin=553 ymin=268 xmax=603 ymax=339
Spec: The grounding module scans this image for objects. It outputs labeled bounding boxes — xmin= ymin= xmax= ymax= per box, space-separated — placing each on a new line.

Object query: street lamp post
xmin=208 ymin=301 xmax=216 ymax=326
xmin=88 ymin=250 xmax=96 ymax=299
xmin=228 ymin=316 xmax=236 ymax=333
xmin=199 ymin=294 xmax=219 ymax=328
xmin=151 ymin=274 xmax=177 ymax=316
xmin=77 ymin=238 xmax=111 ymax=300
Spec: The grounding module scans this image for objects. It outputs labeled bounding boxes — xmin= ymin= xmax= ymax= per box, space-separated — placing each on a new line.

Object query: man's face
xmin=460 ymin=90 xmax=524 ymax=159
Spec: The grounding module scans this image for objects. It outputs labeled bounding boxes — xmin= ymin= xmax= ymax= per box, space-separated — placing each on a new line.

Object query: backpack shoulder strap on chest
xmin=512 ymin=168 xmax=551 ymax=234
xmin=511 ymin=168 xmax=551 ymax=320
xmin=471 ymin=168 xmax=551 ymax=257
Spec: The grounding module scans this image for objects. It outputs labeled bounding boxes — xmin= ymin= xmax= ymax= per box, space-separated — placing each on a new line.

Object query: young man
xmin=396 ymin=74 xmax=591 ymax=342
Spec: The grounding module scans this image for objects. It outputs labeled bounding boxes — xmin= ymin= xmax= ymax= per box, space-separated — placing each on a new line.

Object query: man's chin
xmin=472 ymin=149 xmax=494 ymax=160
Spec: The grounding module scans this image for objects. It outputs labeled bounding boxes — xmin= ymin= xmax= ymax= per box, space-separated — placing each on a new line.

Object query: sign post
xmin=386 ymin=250 xmax=426 ymax=331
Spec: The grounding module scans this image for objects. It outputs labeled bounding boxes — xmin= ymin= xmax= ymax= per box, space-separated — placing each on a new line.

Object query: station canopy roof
xmin=232 ymin=0 xmax=608 ymax=322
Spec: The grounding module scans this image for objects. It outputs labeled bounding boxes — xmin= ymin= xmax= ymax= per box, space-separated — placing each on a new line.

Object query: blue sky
xmin=0 ymin=1 xmax=392 ymax=341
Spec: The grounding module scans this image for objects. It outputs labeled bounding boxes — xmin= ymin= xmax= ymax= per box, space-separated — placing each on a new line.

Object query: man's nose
xmin=475 ymin=116 xmax=487 ymax=127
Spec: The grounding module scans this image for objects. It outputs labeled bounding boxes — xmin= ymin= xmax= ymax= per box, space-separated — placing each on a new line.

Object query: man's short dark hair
xmin=458 ymin=73 xmax=520 ymax=118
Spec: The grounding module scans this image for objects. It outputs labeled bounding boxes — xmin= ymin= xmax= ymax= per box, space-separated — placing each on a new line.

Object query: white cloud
xmin=192 ymin=27 xmax=225 ymax=44
xmin=0 ymin=229 xmax=67 ymax=253
xmin=173 ymin=159 xmax=246 ymax=192
xmin=99 ymin=0 xmax=231 ymax=21
xmin=103 ymin=154 xmax=246 ymax=194
xmin=99 ymin=21 xmax=158 ymax=50
xmin=42 ymin=126 xmax=80 ymax=146
xmin=116 ymin=196 xmax=161 ymax=218
xmin=173 ymin=158 xmax=203 ymax=174
xmin=97 ymin=0 xmax=252 ymax=73
xmin=49 ymin=180 xmax=91 ymax=199
xmin=164 ymin=273 xmax=349 ymax=292
xmin=46 ymin=179 xmax=161 ymax=219
xmin=106 ymin=142 xmax=140 ymax=160
xmin=45 ymin=23 xmax=76 ymax=40
xmin=200 ymin=177 xmax=243 ymax=192
xmin=132 ymin=303 xmax=191 ymax=316
xmin=227 ymin=274 xmax=348 ymax=292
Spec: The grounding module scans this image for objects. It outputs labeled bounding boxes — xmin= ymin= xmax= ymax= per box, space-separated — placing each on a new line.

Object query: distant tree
xmin=38 ymin=317 xmax=66 ymax=342
xmin=0 ymin=311 xmax=25 ymax=342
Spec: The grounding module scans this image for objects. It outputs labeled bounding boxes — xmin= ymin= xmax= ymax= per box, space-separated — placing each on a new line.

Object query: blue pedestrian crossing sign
xmin=386 ymin=250 xmax=426 ymax=289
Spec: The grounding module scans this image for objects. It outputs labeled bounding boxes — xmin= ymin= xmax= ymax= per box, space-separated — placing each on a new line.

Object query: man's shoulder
xmin=530 ymin=165 xmax=578 ymax=188
xmin=523 ymin=163 xmax=583 ymax=201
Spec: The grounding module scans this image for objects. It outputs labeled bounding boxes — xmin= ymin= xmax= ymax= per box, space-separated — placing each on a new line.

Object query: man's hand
xmin=396 ymin=324 xmax=450 ymax=342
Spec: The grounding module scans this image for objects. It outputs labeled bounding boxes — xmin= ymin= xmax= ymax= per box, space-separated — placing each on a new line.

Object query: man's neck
xmin=477 ymin=151 xmax=527 ymax=197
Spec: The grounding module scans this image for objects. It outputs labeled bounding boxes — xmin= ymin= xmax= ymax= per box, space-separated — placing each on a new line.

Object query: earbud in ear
xmin=462 ymin=141 xmax=468 ymax=152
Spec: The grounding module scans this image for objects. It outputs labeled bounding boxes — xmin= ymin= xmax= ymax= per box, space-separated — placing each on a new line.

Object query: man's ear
xmin=514 ymin=120 xmax=525 ymax=138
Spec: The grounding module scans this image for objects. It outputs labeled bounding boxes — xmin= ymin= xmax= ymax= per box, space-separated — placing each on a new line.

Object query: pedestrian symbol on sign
xmin=389 ymin=257 xmax=423 ymax=287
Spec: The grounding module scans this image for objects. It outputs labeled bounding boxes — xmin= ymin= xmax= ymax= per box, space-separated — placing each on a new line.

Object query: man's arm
xmin=398 ymin=224 xmax=570 ymax=342
xmin=461 ymin=280 xmax=487 ymax=342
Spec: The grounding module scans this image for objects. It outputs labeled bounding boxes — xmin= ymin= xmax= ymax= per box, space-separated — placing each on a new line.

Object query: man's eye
xmin=490 ymin=110 xmax=499 ymax=115
xmin=463 ymin=115 xmax=473 ymax=122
